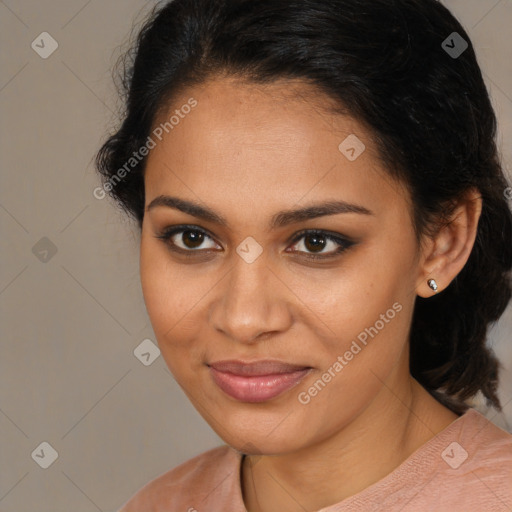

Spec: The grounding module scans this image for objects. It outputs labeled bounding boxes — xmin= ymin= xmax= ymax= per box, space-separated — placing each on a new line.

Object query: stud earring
xmin=427 ymin=279 xmax=439 ymax=294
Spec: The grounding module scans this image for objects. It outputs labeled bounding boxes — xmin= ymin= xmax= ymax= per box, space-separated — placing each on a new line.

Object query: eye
xmin=286 ymin=230 xmax=354 ymax=260
xmin=155 ymin=225 xmax=354 ymax=260
xmin=155 ymin=225 xmax=221 ymax=253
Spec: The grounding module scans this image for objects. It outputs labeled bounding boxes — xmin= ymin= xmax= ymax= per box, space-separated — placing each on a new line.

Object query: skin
xmin=139 ymin=77 xmax=482 ymax=511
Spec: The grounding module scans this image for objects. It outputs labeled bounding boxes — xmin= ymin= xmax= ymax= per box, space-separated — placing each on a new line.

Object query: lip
xmin=208 ymin=360 xmax=312 ymax=403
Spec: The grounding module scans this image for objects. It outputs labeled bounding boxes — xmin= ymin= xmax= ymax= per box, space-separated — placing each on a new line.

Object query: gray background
xmin=0 ymin=1 xmax=511 ymax=511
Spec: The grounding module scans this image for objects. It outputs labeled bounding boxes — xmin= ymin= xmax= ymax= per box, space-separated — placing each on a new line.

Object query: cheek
xmin=286 ymin=242 xmax=416 ymax=393
xmin=294 ymin=303 xmax=412 ymax=429
xmin=139 ymin=237 xmax=214 ymax=375
xmin=140 ymin=238 xmax=193 ymax=341
xmin=280 ymin=248 xmax=410 ymax=344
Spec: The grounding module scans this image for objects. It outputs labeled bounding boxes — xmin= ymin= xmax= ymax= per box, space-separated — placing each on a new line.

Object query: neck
xmin=241 ymin=377 xmax=458 ymax=512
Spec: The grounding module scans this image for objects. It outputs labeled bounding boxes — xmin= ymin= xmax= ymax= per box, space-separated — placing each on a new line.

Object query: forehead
xmin=154 ymin=76 xmax=372 ymax=148
xmin=144 ymin=77 xmax=406 ymax=219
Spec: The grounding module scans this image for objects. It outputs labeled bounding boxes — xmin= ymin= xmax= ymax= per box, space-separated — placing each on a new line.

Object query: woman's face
xmin=140 ymin=77 xmax=426 ymax=454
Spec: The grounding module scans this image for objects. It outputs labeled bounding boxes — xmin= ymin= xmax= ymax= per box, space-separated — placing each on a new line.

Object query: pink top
xmin=119 ymin=408 xmax=512 ymax=511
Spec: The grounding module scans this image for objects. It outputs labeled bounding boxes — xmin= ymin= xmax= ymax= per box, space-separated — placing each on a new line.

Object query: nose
xmin=209 ymin=254 xmax=293 ymax=344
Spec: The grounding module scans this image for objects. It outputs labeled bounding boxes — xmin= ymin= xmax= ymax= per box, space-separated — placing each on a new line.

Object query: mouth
xmin=207 ymin=360 xmax=313 ymax=403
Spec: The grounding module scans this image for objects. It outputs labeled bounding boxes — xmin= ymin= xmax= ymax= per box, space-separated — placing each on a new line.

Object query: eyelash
xmin=155 ymin=224 xmax=354 ymax=261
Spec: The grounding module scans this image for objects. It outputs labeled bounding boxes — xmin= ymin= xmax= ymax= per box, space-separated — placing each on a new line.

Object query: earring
xmin=427 ymin=279 xmax=439 ymax=294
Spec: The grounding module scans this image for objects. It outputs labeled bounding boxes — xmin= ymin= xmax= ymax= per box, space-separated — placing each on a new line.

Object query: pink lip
xmin=208 ymin=360 xmax=312 ymax=403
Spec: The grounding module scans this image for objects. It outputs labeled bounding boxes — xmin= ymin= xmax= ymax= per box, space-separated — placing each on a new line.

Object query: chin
xmin=209 ymin=413 xmax=308 ymax=456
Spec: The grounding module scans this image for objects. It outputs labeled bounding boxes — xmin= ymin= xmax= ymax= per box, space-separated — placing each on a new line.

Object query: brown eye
xmin=287 ymin=230 xmax=354 ymax=259
xmin=181 ymin=230 xmax=205 ymax=249
xmin=156 ymin=225 xmax=221 ymax=253
xmin=303 ymin=233 xmax=327 ymax=253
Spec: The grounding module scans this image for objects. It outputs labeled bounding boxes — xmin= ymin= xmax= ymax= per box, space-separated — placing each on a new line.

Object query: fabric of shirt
xmin=118 ymin=408 xmax=512 ymax=511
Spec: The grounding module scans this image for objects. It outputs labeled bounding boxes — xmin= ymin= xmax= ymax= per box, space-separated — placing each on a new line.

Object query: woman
xmin=96 ymin=0 xmax=512 ymax=510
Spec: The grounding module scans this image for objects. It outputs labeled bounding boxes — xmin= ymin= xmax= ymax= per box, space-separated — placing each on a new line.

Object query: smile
xmin=208 ymin=360 xmax=313 ymax=403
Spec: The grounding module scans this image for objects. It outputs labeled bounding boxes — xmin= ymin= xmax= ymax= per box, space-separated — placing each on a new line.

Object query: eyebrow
xmin=146 ymin=195 xmax=374 ymax=229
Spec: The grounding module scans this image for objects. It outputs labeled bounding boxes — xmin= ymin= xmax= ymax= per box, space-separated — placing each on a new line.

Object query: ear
xmin=416 ymin=188 xmax=482 ymax=298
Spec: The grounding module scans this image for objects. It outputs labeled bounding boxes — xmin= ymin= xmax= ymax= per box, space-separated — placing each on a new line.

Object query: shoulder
xmin=458 ymin=408 xmax=512 ymax=459
xmin=345 ymin=408 xmax=512 ymax=511
xmin=430 ymin=408 xmax=512 ymax=509
xmin=118 ymin=444 xmax=243 ymax=512
xmin=456 ymin=408 xmax=512 ymax=475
